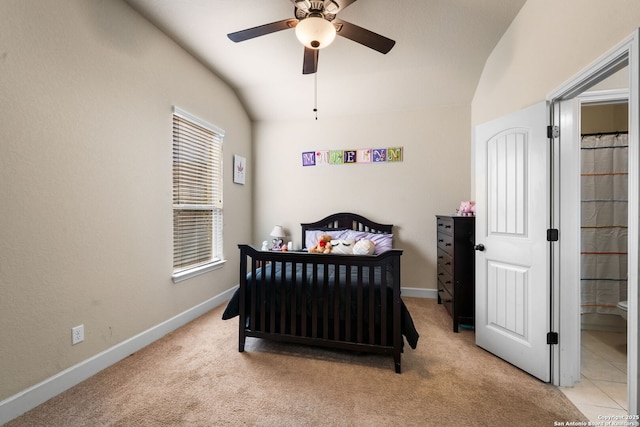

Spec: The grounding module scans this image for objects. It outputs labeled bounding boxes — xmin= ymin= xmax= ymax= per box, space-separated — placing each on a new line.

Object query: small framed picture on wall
xmin=233 ymin=155 xmax=246 ymax=184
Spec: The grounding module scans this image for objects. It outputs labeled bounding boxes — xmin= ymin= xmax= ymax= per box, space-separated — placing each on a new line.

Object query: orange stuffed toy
xmin=308 ymin=234 xmax=333 ymax=254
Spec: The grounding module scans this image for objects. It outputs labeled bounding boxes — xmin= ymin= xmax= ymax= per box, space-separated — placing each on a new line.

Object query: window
xmin=172 ymin=107 xmax=224 ymax=282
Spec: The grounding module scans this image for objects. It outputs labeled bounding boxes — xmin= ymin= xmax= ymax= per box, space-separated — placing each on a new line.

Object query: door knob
xmin=474 ymin=244 xmax=485 ymax=252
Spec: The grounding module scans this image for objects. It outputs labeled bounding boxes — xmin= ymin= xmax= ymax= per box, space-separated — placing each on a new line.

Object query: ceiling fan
xmin=227 ymin=0 xmax=396 ymax=75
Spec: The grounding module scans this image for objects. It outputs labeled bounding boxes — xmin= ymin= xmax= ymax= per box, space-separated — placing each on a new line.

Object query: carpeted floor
xmin=6 ymin=298 xmax=587 ymax=426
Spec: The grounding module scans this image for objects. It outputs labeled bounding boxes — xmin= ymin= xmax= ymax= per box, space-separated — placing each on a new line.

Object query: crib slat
xmin=250 ymin=258 xmax=257 ymax=331
xmin=311 ymin=261 xmax=319 ymax=338
xmin=269 ymin=261 xmax=277 ymax=333
xmin=290 ymin=261 xmax=297 ymax=336
xmin=333 ymin=264 xmax=342 ymax=340
xmin=280 ymin=261 xmax=287 ymax=334
xmin=255 ymin=259 xmax=262 ymax=331
xmin=356 ymin=265 xmax=364 ymax=343
xmin=322 ymin=263 xmax=330 ymax=340
xmin=301 ymin=262 xmax=308 ymax=336
xmin=380 ymin=264 xmax=387 ymax=345
xmin=345 ymin=264 xmax=352 ymax=342
xmin=368 ymin=266 xmax=375 ymax=344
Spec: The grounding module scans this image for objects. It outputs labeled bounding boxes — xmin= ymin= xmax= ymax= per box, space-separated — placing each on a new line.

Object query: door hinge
xmin=547 ymin=332 xmax=558 ymax=345
xmin=547 ymin=229 xmax=559 ymax=241
xmin=547 ymin=125 xmax=559 ymax=139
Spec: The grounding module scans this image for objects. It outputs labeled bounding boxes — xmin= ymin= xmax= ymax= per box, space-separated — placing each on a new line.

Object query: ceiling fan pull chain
xmin=314 ymin=72 xmax=318 ymax=120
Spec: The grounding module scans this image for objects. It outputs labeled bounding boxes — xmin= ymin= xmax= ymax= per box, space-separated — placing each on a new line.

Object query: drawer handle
xmin=445 ymin=262 xmax=451 ymax=265
xmin=438 ymin=272 xmax=444 ymax=276
xmin=438 ymin=239 xmax=444 ymax=243
xmin=445 ymin=243 xmax=451 ymax=246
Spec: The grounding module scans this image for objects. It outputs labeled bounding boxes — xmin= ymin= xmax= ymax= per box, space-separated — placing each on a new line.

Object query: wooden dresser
xmin=435 ymin=215 xmax=475 ymax=332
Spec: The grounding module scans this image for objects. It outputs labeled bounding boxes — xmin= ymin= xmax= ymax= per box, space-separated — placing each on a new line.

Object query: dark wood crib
xmin=222 ymin=213 xmax=419 ymax=373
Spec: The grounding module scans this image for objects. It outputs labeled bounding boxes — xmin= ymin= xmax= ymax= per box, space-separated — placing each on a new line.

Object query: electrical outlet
xmin=72 ymin=325 xmax=84 ymax=345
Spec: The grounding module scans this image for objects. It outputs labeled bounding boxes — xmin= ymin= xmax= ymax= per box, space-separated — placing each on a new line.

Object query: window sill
xmin=172 ymin=259 xmax=226 ymax=284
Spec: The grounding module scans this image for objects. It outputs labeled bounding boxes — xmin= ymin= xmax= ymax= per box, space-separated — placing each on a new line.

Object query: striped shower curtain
xmin=581 ymin=132 xmax=628 ymax=315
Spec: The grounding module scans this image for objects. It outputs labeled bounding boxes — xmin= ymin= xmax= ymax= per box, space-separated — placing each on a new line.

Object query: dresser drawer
xmin=436 ymin=216 xmax=454 ymax=235
xmin=437 ymin=247 xmax=453 ymax=275
xmin=438 ymin=268 xmax=454 ymax=296
xmin=437 ymin=231 xmax=454 ymax=254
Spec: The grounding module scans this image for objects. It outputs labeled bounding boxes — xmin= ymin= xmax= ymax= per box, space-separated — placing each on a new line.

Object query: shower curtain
xmin=581 ymin=132 xmax=628 ymax=315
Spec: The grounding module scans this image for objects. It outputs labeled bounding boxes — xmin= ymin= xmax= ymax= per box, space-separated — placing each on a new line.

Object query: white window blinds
xmin=172 ymin=107 xmax=224 ymax=278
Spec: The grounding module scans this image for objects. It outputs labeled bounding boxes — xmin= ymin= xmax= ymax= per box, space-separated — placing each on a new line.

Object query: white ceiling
xmin=125 ymin=0 xmax=526 ymax=122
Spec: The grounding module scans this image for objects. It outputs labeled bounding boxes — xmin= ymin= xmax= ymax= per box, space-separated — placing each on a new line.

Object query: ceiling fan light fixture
xmin=295 ymin=16 xmax=336 ymax=49
xmin=324 ymin=1 xmax=340 ymax=14
xmin=293 ymin=0 xmax=311 ymax=9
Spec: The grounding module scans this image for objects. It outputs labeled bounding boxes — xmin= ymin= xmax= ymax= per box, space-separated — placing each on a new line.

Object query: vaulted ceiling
xmin=125 ymin=0 xmax=526 ymax=121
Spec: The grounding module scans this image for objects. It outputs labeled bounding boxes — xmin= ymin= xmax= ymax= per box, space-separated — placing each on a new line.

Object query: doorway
xmin=550 ymin=30 xmax=639 ymax=415
xmin=579 ymin=96 xmax=629 ymax=413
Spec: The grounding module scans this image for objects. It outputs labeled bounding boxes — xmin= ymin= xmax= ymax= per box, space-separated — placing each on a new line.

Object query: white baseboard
xmin=0 ymin=286 xmax=238 ymax=426
xmin=401 ymin=287 xmax=437 ymax=299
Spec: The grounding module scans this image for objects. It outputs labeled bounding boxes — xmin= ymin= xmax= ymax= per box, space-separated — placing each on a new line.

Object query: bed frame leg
xmin=239 ymin=326 xmax=246 ymax=352
xmin=394 ymin=354 xmax=401 ymax=374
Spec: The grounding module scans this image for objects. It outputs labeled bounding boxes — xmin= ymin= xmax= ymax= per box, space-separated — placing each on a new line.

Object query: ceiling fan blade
xmin=227 ymin=19 xmax=298 ymax=43
xmin=302 ymin=47 xmax=319 ymax=74
xmin=332 ymin=18 xmax=395 ymax=54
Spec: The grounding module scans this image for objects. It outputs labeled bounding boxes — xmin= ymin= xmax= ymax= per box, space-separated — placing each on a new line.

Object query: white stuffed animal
xmin=353 ymin=239 xmax=375 ymax=255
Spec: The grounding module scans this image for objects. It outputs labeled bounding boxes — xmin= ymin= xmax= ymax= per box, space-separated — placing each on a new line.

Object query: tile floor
xmin=560 ymin=329 xmax=628 ymax=421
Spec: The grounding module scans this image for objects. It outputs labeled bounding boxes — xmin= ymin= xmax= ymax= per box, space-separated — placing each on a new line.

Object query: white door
xmin=474 ymin=101 xmax=551 ymax=382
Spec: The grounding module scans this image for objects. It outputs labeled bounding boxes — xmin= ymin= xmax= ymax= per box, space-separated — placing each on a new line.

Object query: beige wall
xmin=18 ymin=0 xmax=638 ymax=409
xmin=582 ymin=103 xmax=629 ymax=134
xmin=0 ymin=0 xmax=251 ymax=400
xmin=472 ymin=0 xmax=640 ymax=126
xmin=253 ymin=105 xmax=472 ymax=290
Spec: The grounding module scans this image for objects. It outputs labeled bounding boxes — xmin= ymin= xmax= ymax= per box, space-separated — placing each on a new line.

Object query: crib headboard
xmin=300 ymin=212 xmax=393 ymax=249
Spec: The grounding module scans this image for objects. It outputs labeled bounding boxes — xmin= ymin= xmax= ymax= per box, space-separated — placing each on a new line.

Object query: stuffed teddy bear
xmin=308 ymin=234 xmax=333 ymax=254
xmin=458 ymin=201 xmax=476 ymax=216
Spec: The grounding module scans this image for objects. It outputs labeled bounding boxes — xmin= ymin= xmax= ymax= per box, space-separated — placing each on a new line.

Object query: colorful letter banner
xmin=302 ymin=147 xmax=403 ymax=167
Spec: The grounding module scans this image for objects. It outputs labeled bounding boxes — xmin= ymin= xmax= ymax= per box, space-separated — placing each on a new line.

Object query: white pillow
xmin=353 ymin=239 xmax=375 ymax=255
xmin=330 ymin=239 xmax=355 ymax=255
